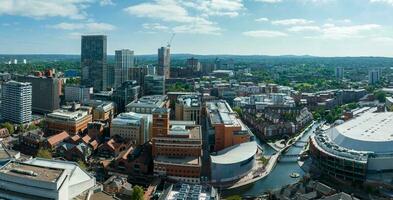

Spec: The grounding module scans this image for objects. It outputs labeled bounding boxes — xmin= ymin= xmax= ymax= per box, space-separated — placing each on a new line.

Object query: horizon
xmin=1 ymin=0 xmax=393 ymax=56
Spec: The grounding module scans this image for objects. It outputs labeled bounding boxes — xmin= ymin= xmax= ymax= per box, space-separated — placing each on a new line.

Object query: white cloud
xmin=255 ymin=17 xmax=269 ymax=22
xmin=319 ymin=24 xmax=381 ymax=39
xmin=272 ymin=18 xmax=314 ymax=26
xmin=100 ymin=0 xmax=115 ymax=6
xmin=372 ymin=36 xmax=393 ymax=42
xmin=254 ymin=0 xmax=282 ymax=3
xmin=0 ymin=0 xmax=93 ymax=19
xmin=287 ymin=25 xmax=321 ymax=32
xmin=142 ymin=23 xmax=169 ymax=31
xmin=243 ymin=30 xmax=288 ymax=37
xmin=124 ymin=0 xmax=222 ymax=35
xmin=52 ymin=22 xmax=116 ymax=33
xmin=173 ymin=20 xmax=221 ymax=35
xmin=370 ymin=0 xmax=393 ymax=6
xmin=181 ymin=0 xmax=244 ymax=17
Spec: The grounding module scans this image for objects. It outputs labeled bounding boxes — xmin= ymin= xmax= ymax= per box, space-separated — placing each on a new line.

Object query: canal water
xmin=223 ymin=122 xmax=320 ymax=197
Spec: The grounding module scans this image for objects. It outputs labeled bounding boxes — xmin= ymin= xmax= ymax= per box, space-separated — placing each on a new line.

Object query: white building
xmin=1 ymin=81 xmax=32 ymax=123
xmin=114 ymin=49 xmax=134 ymax=88
xmin=0 ymin=158 xmax=96 ymax=200
xmin=110 ymin=112 xmax=152 ymax=145
xmin=64 ymin=85 xmax=93 ymax=103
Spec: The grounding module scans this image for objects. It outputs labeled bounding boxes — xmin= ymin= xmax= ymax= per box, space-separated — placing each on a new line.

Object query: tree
xmin=374 ymin=91 xmax=386 ymax=103
xmin=0 ymin=122 xmax=14 ymax=134
xmin=131 ymin=185 xmax=144 ymax=200
xmin=77 ymin=160 xmax=87 ymax=170
xmin=226 ymin=195 xmax=242 ymax=200
xmin=233 ymin=106 xmax=243 ymax=117
xmin=36 ymin=148 xmax=52 ymax=159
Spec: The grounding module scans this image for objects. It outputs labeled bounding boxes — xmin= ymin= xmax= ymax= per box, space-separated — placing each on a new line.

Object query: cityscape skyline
xmin=1 ymin=0 xmax=393 ymax=56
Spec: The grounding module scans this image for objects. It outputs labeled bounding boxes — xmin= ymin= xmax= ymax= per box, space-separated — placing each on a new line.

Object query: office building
xmin=83 ymin=100 xmax=114 ymax=122
xmin=144 ymin=75 xmax=165 ymax=95
xmin=0 ymin=158 xmax=96 ymax=200
xmin=152 ymin=108 xmax=203 ymax=183
xmin=64 ymin=85 xmax=93 ymax=103
xmin=1 ymin=81 xmax=32 ymax=123
xmin=115 ymin=49 xmax=134 ymax=88
xmin=46 ymin=105 xmax=92 ymax=135
xmin=112 ymin=80 xmax=140 ymax=113
xmin=310 ymin=112 xmax=393 ymax=184
xmin=205 ymin=100 xmax=252 ymax=151
xmin=159 ymin=183 xmax=219 ymax=200
xmin=186 ymin=57 xmax=201 ymax=72
xmin=107 ymin=63 xmax=115 ymax=88
xmin=110 ymin=112 xmax=152 ymax=145
xmin=81 ymin=35 xmax=107 ymax=91
xmin=335 ymin=67 xmax=344 ymax=79
xmin=126 ymin=95 xmax=169 ymax=114
xmin=368 ymin=70 xmax=380 ymax=85
xmin=175 ymin=94 xmax=202 ymax=124
xmin=158 ymin=46 xmax=170 ymax=79
xmin=16 ymin=75 xmax=61 ymax=114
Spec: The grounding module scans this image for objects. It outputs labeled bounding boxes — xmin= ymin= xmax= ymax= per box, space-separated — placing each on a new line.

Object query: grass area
xmin=259 ymin=156 xmax=270 ymax=166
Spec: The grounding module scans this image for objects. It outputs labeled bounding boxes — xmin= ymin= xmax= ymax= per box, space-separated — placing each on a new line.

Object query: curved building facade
xmin=310 ymin=112 xmax=393 ymax=183
xmin=210 ymin=141 xmax=257 ymax=183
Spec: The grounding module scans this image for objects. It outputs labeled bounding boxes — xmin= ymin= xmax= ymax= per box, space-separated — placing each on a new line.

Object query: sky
xmin=1 ymin=0 xmax=393 ymax=56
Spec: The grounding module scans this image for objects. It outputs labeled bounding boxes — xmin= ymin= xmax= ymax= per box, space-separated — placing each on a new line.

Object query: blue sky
xmin=1 ymin=0 xmax=393 ymax=56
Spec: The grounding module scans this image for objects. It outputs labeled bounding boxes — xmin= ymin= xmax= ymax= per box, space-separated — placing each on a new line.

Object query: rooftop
xmin=332 ymin=112 xmax=393 ymax=142
xmin=177 ymin=94 xmax=201 ymax=108
xmin=47 ymin=108 xmax=90 ymax=121
xmin=0 ymin=161 xmax=64 ymax=183
xmin=112 ymin=112 xmax=151 ymax=126
xmin=127 ymin=95 xmax=167 ymax=108
xmin=211 ymin=141 xmax=257 ymax=164
xmin=155 ymin=156 xmax=201 ymax=166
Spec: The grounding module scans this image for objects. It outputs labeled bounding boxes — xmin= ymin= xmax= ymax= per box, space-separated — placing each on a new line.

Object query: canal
xmin=223 ymin=122 xmax=321 ymax=197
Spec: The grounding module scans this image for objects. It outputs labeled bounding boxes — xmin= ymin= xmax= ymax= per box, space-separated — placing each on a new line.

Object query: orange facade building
xmin=151 ymin=108 xmax=203 ymax=184
xmin=205 ymin=100 xmax=252 ymax=152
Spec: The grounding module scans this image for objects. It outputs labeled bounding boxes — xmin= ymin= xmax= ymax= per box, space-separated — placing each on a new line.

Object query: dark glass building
xmin=81 ymin=35 xmax=107 ymax=91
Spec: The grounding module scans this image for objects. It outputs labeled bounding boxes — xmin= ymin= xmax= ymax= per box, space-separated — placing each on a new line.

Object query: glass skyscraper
xmin=81 ymin=35 xmax=107 ymax=91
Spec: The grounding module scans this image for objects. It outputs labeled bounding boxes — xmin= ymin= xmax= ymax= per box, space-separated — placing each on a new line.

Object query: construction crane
xmin=167 ymin=33 xmax=175 ymax=48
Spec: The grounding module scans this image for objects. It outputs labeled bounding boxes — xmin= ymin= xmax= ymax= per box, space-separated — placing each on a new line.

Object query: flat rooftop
xmin=155 ymin=156 xmax=201 ymax=166
xmin=0 ymin=161 xmax=64 ymax=183
xmin=334 ymin=112 xmax=393 ymax=142
xmin=178 ymin=94 xmax=201 ymax=108
xmin=127 ymin=95 xmax=167 ymax=107
xmin=47 ymin=107 xmax=90 ymax=121
xmin=169 ymin=121 xmax=202 ymax=140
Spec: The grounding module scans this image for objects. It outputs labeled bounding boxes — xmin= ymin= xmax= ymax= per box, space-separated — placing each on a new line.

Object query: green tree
xmin=374 ymin=91 xmax=386 ymax=103
xmin=226 ymin=195 xmax=242 ymax=200
xmin=131 ymin=185 xmax=144 ymax=200
xmin=0 ymin=122 xmax=14 ymax=134
xmin=233 ymin=107 xmax=243 ymax=116
xmin=77 ymin=160 xmax=87 ymax=170
xmin=36 ymin=148 xmax=52 ymax=159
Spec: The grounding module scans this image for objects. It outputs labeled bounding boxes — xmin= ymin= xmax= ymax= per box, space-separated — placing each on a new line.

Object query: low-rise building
xmin=126 ymin=95 xmax=169 ymax=114
xmin=83 ymin=100 xmax=114 ymax=122
xmin=210 ymin=141 xmax=257 ymax=183
xmin=111 ymin=112 xmax=152 ymax=145
xmin=19 ymin=129 xmax=45 ymax=155
xmin=46 ymin=104 xmax=92 ymax=135
xmin=159 ymin=183 xmax=219 ymax=200
xmin=97 ymin=136 xmax=129 ymax=158
xmin=175 ymin=94 xmax=202 ymax=124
